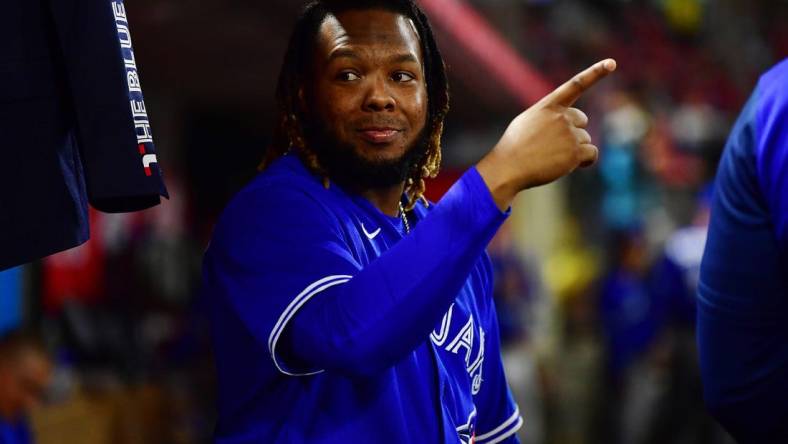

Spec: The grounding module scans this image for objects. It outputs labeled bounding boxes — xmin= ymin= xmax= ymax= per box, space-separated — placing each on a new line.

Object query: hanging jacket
xmin=0 ymin=0 xmax=167 ymax=271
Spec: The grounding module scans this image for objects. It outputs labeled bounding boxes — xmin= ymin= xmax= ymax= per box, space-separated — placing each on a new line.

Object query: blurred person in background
xmin=0 ymin=332 xmax=52 ymax=444
xmin=202 ymin=0 xmax=615 ymax=441
xmin=631 ymin=188 xmax=727 ymax=444
xmin=598 ymin=229 xmax=667 ymax=444
xmin=698 ymin=58 xmax=788 ymax=443
xmin=599 ymin=230 xmax=661 ymax=384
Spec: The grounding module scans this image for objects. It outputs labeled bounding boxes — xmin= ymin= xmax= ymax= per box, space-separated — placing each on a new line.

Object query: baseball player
xmin=202 ymin=0 xmax=615 ymax=442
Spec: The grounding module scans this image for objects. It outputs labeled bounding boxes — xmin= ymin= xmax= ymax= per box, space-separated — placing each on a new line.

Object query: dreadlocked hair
xmin=260 ymin=0 xmax=450 ymax=209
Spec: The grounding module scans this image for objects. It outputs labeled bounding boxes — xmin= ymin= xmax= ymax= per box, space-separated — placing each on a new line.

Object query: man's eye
xmin=392 ymin=72 xmax=415 ymax=82
xmin=337 ymin=71 xmax=360 ymax=81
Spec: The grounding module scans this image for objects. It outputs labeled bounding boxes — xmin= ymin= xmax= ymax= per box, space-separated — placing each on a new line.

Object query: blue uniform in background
xmin=698 ymin=58 xmax=788 ymax=442
xmin=203 ymin=154 xmax=522 ymax=443
xmin=0 ymin=267 xmax=23 ymax=336
xmin=0 ymin=419 xmax=31 ymax=444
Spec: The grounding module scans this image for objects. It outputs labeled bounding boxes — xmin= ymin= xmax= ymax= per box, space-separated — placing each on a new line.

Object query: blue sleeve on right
xmin=755 ymin=59 xmax=788 ymax=248
xmin=285 ymin=167 xmax=508 ymax=377
xmin=697 ymin=59 xmax=788 ymax=442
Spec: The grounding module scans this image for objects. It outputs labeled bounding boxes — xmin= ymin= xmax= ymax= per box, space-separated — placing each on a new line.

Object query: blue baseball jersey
xmin=698 ymin=58 xmax=788 ymax=441
xmin=203 ymin=154 xmax=522 ymax=443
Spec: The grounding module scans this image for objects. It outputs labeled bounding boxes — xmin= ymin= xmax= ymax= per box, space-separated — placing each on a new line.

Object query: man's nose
xmin=362 ymin=74 xmax=395 ymax=112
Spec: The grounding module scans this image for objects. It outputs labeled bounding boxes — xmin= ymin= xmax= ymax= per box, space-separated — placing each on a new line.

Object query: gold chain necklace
xmin=398 ymin=201 xmax=410 ymax=235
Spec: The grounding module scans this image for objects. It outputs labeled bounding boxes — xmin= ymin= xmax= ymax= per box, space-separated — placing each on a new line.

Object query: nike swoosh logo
xmin=361 ymin=223 xmax=381 ymax=240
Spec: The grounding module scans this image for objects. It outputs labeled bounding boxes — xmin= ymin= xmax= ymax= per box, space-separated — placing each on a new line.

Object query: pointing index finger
xmin=545 ymin=59 xmax=617 ymax=107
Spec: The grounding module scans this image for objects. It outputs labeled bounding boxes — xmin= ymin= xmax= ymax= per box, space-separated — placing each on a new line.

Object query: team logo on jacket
xmin=112 ymin=1 xmax=158 ymax=177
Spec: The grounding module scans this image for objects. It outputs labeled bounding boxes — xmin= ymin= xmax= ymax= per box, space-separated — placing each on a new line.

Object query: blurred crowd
xmin=482 ymin=1 xmax=785 ymax=443
xmin=1 ymin=0 xmax=786 ymax=443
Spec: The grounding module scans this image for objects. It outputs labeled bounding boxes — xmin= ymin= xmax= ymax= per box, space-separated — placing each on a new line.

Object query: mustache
xmin=351 ymin=118 xmax=406 ymax=129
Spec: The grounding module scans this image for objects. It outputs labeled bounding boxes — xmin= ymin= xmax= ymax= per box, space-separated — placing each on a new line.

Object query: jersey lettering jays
xmin=356 ymin=216 xmax=487 ymax=396
xmin=432 ymin=303 xmax=486 ymax=395
xmin=344 ymin=193 xmax=516 ymax=443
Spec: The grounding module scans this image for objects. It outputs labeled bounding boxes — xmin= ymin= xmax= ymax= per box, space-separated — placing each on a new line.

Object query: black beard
xmin=305 ymin=122 xmax=429 ymax=191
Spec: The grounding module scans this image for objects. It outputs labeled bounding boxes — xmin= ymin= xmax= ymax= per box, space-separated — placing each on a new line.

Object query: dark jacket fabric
xmin=0 ymin=0 xmax=167 ymax=271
